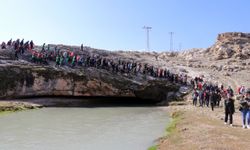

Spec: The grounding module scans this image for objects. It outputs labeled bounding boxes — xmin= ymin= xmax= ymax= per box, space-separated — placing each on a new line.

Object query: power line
xmin=143 ymin=26 xmax=152 ymax=51
xmin=169 ymin=32 xmax=174 ymax=51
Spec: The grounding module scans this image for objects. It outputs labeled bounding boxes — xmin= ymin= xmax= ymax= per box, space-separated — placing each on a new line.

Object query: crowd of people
xmin=1 ymin=39 xmax=34 ymax=60
xmin=1 ymin=39 xmax=189 ymax=85
xmin=35 ymin=46 xmax=189 ymax=83
xmin=191 ymin=77 xmax=250 ymax=129
xmin=2 ymin=39 xmax=250 ymax=129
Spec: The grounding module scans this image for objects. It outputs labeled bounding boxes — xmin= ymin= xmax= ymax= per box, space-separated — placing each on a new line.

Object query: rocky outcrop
xmin=209 ymin=32 xmax=250 ymax=60
xmin=0 ymin=64 xmax=180 ymax=102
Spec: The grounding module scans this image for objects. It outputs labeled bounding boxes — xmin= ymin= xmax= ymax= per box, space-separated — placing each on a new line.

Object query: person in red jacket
xmin=198 ymin=82 xmax=203 ymax=90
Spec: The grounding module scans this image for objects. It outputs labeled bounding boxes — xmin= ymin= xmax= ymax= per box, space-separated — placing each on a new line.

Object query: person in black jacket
xmin=224 ymin=94 xmax=235 ymax=126
xmin=210 ymin=91 xmax=217 ymax=111
xmin=30 ymin=40 xmax=34 ymax=49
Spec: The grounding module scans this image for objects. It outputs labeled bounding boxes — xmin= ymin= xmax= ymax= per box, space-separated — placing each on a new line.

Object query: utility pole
xmin=179 ymin=43 xmax=182 ymax=51
xmin=169 ymin=32 xmax=174 ymax=51
xmin=143 ymin=26 xmax=152 ymax=51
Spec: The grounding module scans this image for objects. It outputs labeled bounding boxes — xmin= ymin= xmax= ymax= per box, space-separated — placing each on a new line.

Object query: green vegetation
xmin=0 ymin=110 xmax=15 ymax=116
xmin=165 ymin=111 xmax=183 ymax=136
xmin=0 ymin=101 xmax=39 ymax=117
xmin=147 ymin=145 xmax=157 ymax=150
xmin=147 ymin=111 xmax=183 ymax=150
xmin=0 ymin=107 xmax=25 ymax=115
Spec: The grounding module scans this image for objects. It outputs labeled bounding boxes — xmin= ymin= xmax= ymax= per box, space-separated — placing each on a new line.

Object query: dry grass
xmin=158 ymin=105 xmax=250 ymax=150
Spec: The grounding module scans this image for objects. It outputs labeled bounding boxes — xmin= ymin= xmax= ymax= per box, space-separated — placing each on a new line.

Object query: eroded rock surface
xmin=0 ymin=63 xmax=180 ymax=102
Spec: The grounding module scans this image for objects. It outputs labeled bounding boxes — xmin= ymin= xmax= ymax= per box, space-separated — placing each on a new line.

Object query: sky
xmin=0 ymin=0 xmax=249 ymax=51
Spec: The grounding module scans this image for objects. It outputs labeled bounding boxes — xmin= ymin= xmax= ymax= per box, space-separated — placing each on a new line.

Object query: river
xmin=0 ymin=107 xmax=169 ymax=150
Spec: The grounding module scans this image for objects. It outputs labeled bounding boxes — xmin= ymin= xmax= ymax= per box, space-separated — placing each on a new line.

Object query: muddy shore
xmin=0 ymin=101 xmax=42 ymax=114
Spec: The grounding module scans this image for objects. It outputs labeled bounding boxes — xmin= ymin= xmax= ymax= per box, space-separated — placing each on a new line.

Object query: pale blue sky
xmin=0 ymin=0 xmax=249 ymax=51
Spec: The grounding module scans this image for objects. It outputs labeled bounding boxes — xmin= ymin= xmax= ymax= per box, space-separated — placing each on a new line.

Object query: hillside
xmin=1 ymin=32 xmax=250 ymax=94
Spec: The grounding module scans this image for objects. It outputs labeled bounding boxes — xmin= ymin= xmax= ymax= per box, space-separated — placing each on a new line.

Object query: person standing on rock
xmin=14 ymin=50 xmax=19 ymax=60
xmin=81 ymin=44 xmax=83 ymax=51
xmin=47 ymin=44 xmax=50 ymax=51
xmin=1 ymin=42 xmax=6 ymax=49
xmin=42 ymin=43 xmax=46 ymax=52
xmin=30 ymin=40 xmax=34 ymax=49
xmin=7 ymin=39 xmax=12 ymax=47
xmin=71 ymin=55 xmax=76 ymax=67
xmin=55 ymin=55 xmax=60 ymax=67
xmin=224 ymin=94 xmax=235 ymax=127
xmin=63 ymin=51 xmax=68 ymax=64
xmin=59 ymin=55 xmax=64 ymax=67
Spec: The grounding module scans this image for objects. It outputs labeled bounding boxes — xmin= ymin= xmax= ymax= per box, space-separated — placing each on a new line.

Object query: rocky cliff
xmin=0 ymin=61 xmax=180 ymax=102
xmin=209 ymin=32 xmax=250 ymax=60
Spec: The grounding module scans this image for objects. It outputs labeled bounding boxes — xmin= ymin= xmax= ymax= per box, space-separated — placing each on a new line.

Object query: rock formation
xmin=209 ymin=32 xmax=250 ymax=60
xmin=0 ymin=61 xmax=180 ymax=103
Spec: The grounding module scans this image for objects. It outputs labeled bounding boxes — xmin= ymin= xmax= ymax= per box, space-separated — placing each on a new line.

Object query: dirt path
xmin=158 ymin=104 xmax=250 ymax=150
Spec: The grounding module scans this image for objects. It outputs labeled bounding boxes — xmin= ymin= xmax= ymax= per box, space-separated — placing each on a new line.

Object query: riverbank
xmin=158 ymin=103 xmax=250 ymax=150
xmin=0 ymin=101 xmax=42 ymax=114
xmin=0 ymin=97 xmax=161 ymax=114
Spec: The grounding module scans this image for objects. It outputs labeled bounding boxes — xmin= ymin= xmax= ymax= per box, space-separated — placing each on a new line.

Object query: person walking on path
xmin=239 ymin=89 xmax=250 ymax=129
xmin=210 ymin=91 xmax=217 ymax=111
xmin=192 ymin=89 xmax=199 ymax=106
xmin=224 ymin=94 xmax=235 ymax=126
